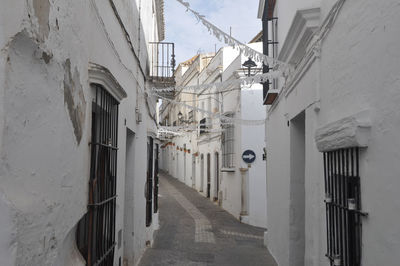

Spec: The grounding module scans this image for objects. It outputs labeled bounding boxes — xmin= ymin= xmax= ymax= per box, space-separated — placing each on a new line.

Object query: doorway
xmin=207 ymin=153 xmax=211 ymax=198
xmin=200 ymin=154 xmax=204 ymax=192
xmin=192 ymin=154 xmax=196 ymax=188
xmin=183 ymin=144 xmax=187 ymax=183
xmin=214 ymin=152 xmax=219 ymax=201
xmin=124 ymin=129 xmax=135 ymax=264
xmin=289 ymin=111 xmax=306 ymax=266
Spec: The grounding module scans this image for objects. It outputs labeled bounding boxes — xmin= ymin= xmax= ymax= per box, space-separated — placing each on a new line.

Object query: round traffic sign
xmin=242 ymin=150 xmax=256 ymax=164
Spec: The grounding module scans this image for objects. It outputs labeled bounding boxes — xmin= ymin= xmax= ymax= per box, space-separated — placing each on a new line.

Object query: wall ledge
xmin=315 ymin=110 xmax=371 ymax=152
xmin=278 ymin=7 xmax=321 ymax=65
xmin=88 ymin=62 xmax=127 ymax=102
xmin=221 ymin=168 xmax=235 ymax=173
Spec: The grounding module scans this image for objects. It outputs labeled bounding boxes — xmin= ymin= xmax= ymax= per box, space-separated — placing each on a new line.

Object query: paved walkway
xmin=139 ymin=172 xmax=277 ymax=266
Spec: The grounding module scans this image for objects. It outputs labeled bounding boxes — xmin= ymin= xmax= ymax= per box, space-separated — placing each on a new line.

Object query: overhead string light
xmin=175 ymin=0 xmax=291 ymax=75
xmin=152 ymin=92 xmax=266 ymax=126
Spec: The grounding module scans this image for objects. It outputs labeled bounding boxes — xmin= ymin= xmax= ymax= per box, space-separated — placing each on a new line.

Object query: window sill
xmin=221 ymin=168 xmax=235 ymax=173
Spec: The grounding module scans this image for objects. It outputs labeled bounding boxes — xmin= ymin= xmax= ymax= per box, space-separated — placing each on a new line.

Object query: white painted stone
xmin=0 ymin=0 xmax=164 ymax=265
xmin=260 ymin=0 xmax=400 ymax=265
xmin=315 ymin=110 xmax=371 ymax=152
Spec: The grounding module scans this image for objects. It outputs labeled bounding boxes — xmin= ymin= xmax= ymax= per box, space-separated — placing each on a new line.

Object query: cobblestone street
xmin=139 ymin=172 xmax=277 ymax=266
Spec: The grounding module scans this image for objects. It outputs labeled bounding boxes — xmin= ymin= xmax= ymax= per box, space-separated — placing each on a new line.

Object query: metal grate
xmin=221 ymin=114 xmax=235 ymax=169
xmin=263 ymin=16 xmax=278 ymax=104
xmin=154 ymin=144 xmax=159 ymax=213
xmin=146 ymin=137 xmax=154 ymax=227
xmin=199 ymin=118 xmax=207 ymax=135
xmin=323 ymin=148 xmax=367 ymax=266
xmin=149 ymin=42 xmax=176 ymax=80
xmin=188 ymin=110 xmax=194 ymax=123
xmin=77 ymin=84 xmax=119 ymax=266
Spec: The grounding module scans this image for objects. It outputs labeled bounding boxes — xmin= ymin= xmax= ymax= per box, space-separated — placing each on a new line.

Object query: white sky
xmin=164 ymin=0 xmax=262 ymax=65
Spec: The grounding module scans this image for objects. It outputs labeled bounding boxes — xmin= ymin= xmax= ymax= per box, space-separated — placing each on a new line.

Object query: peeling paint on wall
xmin=63 ymin=59 xmax=86 ymax=145
xmin=33 ymin=0 xmax=51 ymax=41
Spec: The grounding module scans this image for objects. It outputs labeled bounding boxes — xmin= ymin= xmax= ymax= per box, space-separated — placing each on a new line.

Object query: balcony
xmin=149 ymin=42 xmax=176 ymax=99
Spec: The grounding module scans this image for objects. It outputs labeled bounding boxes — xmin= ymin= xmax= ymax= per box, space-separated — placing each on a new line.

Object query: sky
xmin=164 ymin=0 xmax=262 ymax=65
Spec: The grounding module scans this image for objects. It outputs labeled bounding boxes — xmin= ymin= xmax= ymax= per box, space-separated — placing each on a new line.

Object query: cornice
xmin=278 ymin=7 xmax=321 ymax=65
xmin=155 ymin=0 xmax=165 ymax=41
xmin=88 ymin=63 xmax=127 ymax=102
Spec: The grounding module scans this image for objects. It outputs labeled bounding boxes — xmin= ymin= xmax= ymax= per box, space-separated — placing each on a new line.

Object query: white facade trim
xmin=257 ymin=0 xmax=265 ymax=19
xmin=88 ymin=63 xmax=127 ymax=102
xmin=221 ymin=168 xmax=235 ymax=172
xmin=268 ymin=8 xmax=321 ymax=114
xmin=155 ymin=0 xmax=165 ymax=41
xmin=315 ymin=110 xmax=372 ymax=152
xmin=278 ymin=8 xmax=321 ymax=65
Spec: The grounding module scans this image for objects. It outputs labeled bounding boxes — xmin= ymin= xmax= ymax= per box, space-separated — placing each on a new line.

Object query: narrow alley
xmin=1 ymin=0 xmax=400 ymax=265
xmin=139 ymin=172 xmax=277 ymax=266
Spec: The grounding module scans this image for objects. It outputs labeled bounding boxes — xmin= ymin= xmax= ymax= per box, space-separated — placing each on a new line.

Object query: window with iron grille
xmin=154 ymin=144 xmax=159 ymax=213
xmin=146 ymin=137 xmax=154 ymax=227
xmin=221 ymin=114 xmax=235 ymax=168
xmin=199 ymin=118 xmax=207 ymax=135
xmin=262 ymin=4 xmax=279 ymax=104
xmin=323 ymin=147 xmax=367 ymax=266
xmin=188 ymin=110 xmax=194 ymax=123
xmin=76 ymin=84 xmax=119 ymax=266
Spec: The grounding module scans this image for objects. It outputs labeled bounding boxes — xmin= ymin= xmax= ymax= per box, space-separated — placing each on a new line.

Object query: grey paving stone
xmin=139 ymin=172 xmax=277 ymax=266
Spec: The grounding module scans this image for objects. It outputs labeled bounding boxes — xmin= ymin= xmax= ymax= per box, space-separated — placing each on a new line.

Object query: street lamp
xmin=242 ymin=57 xmax=257 ymax=77
xmin=178 ymin=111 xmax=191 ymax=124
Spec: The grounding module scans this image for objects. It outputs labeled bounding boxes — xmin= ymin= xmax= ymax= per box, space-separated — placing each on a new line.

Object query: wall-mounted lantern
xmin=242 ymin=57 xmax=257 ymax=77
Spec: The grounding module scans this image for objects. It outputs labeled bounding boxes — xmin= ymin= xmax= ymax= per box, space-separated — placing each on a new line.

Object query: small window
xmin=221 ymin=113 xmax=235 ymax=169
xmin=199 ymin=118 xmax=207 ymax=135
xmin=323 ymin=148 xmax=367 ymax=266
xmin=188 ymin=110 xmax=194 ymax=123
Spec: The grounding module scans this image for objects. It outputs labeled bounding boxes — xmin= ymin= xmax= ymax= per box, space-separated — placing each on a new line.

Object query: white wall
xmin=241 ymin=85 xmax=267 ymax=228
xmin=265 ymin=0 xmax=400 ymax=266
xmin=0 ymin=0 xmax=162 ymax=265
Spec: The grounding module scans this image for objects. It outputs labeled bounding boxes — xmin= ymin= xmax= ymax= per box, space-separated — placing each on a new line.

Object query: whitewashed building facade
xmin=0 ymin=0 xmax=168 ymax=265
xmin=259 ymin=0 xmax=400 ymax=266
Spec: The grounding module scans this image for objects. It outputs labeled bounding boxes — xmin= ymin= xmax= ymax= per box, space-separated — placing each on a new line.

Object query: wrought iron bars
xmin=146 ymin=137 xmax=154 ymax=227
xmin=154 ymin=144 xmax=159 ymax=213
xmin=323 ymin=148 xmax=367 ymax=266
xmin=77 ymin=84 xmax=119 ymax=266
xmin=149 ymin=42 xmax=176 ymax=80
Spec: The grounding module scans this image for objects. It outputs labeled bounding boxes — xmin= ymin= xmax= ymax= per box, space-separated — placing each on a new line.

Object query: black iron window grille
xmin=146 ymin=137 xmax=154 ymax=227
xmin=154 ymin=144 xmax=159 ymax=213
xmin=263 ymin=16 xmax=279 ymax=104
xmin=199 ymin=118 xmax=207 ymax=135
xmin=323 ymin=147 xmax=368 ymax=266
xmin=221 ymin=114 xmax=235 ymax=168
xmin=188 ymin=110 xmax=194 ymax=123
xmin=76 ymin=84 xmax=119 ymax=266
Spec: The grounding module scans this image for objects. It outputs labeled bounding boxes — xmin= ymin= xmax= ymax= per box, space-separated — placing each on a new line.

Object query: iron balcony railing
xmin=149 ymin=42 xmax=176 ymax=81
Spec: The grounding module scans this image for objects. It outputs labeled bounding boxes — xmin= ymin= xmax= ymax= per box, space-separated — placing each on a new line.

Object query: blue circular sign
xmin=242 ymin=150 xmax=256 ymax=164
